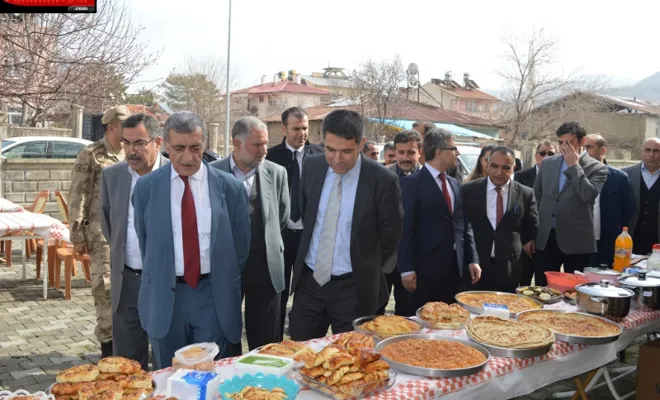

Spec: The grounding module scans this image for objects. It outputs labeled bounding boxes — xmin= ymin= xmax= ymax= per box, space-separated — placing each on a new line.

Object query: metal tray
xmin=516 ymin=310 xmax=623 ymax=345
xmin=415 ymin=306 xmax=467 ymax=330
xmin=293 ymin=368 xmax=396 ymax=400
xmin=516 ymin=286 xmax=562 ymax=305
xmin=563 ymin=290 xmax=577 ymax=306
xmin=455 ymin=291 xmax=544 ymax=318
xmin=465 ymin=328 xmax=554 ymax=358
xmin=374 ymin=334 xmax=490 ymax=378
xmin=352 ymin=315 xmax=423 ymax=340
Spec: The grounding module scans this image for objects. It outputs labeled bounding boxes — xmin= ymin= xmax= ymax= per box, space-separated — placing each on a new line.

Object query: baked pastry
xmin=357 ymin=316 xmax=421 ymax=337
xmin=258 ymin=340 xmax=315 ymax=360
xmin=56 ymin=364 xmax=100 ymax=383
xmin=309 ymin=346 xmax=340 ymax=368
xmin=419 ymin=302 xmax=469 ymax=328
xmin=332 ymin=331 xmax=375 ymax=351
xmin=467 ymin=316 xmax=555 ymax=348
xmin=455 ymin=292 xmax=541 ymax=313
xmin=380 ymin=338 xmax=486 ymax=369
xmin=77 ymin=381 xmax=123 ymax=400
xmin=51 ymin=382 xmax=85 ymax=395
xmin=517 ymin=310 xmax=622 ymax=337
xmin=97 ymin=357 xmax=141 ymax=374
xmin=224 ymin=386 xmax=287 ymax=400
xmin=121 ymin=388 xmax=154 ymax=400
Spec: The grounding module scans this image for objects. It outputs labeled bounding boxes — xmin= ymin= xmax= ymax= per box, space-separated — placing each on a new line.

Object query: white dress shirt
xmin=486 ymin=178 xmax=511 ymax=256
xmin=593 ymin=194 xmax=601 ymax=240
xmin=125 ymin=154 xmax=161 ymax=269
xmin=229 ymin=154 xmax=257 ymax=196
xmin=641 ymin=163 xmax=660 ymax=189
xmin=170 ymin=164 xmax=212 ymax=276
xmin=424 ymin=163 xmax=455 ymax=210
xmin=286 ymin=142 xmax=305 ymax=230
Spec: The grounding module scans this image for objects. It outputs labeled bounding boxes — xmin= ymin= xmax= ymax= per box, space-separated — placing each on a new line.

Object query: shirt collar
xmin=396 ymin=162 xmax=420 ymax=176
xmin=328 ymin=153 xmax=363 ymax=178
xmin=424 ymin=163 xmax=443 ymax=179
xmin=642 ymin=163 xmax=660 ymax=175
xmin=285 ymin=141 xmax=303 ymax=154
xmin=229 ymin=153 xmax=257 ymax=177
xmin=127 ymin=153 xmax=162 ymax=177
xmin=170 ymin=162 xmax=205 ymax=182
xmin=487 ymin=177 xmax=511 ymax=192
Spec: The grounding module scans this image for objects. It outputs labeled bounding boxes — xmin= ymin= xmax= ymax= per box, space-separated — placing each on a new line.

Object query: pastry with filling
xmin=357 ymin=315 xmax=421 ymax=337
xmin=467 ymin=316 xmax=555 ymax=348
xmin=419 ymin=302 xmax=469 ymax=328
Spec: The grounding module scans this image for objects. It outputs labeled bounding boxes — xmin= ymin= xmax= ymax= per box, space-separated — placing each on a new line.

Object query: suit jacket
xmin=397 ymin=166 xmax=478 ymax=281
xmin=514 ymin=166 xmax=537 ymax=188
xmin=209 ymin=157 xmax=290 ymax=292
xmin=291 ymin=154 xmax=402 ymax=315
xmin=462 ymin=178 xmax=538 ymax=284
xmin=386 ymin=162 xmax=421 ymax=179
xmin=534 ymin=153 xmax=607 ymax=254
xmin=266 ymin=138 xmax=324 ymax=190
xmin=131 ymin=162 xmax=251 ymax=343
xmin=594 ymin=165 xmax=636 ymax=265
xmin=100 ymin=157 xmax=169 ymax=314
xmin=622 ymin=162 xmax=657 ymax=240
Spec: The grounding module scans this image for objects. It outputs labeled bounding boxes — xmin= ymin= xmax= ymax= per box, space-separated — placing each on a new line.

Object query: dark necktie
xmin=180 ymin=175 xmax=201 ymax=288
xmin=439 ymin=173 xmax=453 ymax=214
xmin=495 ymin=187 xmax=504 ymax=226
xmin=290 ymin=150 xmax=301 ymax=222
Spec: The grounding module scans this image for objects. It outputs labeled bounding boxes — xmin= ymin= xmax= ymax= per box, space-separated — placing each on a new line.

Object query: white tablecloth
xmin=0 ymin=198 xmax=25 ymax=212
xmin=0 ymin=211 xmax=69 ymax=242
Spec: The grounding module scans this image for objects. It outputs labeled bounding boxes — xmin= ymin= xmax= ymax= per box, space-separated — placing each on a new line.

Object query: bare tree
xmin=497 ymin=28 xmax=607 ymax=144
xmin=349 ymin=55 xmax=406 ymax=138
xmin=0 ymin=0 xmax=159 ymax=126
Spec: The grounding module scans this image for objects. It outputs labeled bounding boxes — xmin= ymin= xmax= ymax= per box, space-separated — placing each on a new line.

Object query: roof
xmin=262 ymin=98 xmax=502 ymax=128
xmin=371 ymin=118 xmax=494 ymax=139
xmin=425 ymin=81 xmax=500 ymax=102
xmin=125 ymin=104 xmax=170 ymax=124
xmin=2 ymin=136 xmax=92 ymax=145
xmin=600 ymin=94 xmax=660 ymax=116
xmin=301 ymin=75 xmax=352 ymax=88
xmin=533 ymin=92 xmax=660 ymax=116
xmin=232 ymin=81 xmax=332 ymax=95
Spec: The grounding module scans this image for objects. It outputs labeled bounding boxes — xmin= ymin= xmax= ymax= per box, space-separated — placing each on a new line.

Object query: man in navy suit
xmin=584 ymin=134 xmax=636 ymax=266
xmin=398 ymin=128 xmax=481 ymax=310
xmin=132 ymin=111 xmax=250 ymax=369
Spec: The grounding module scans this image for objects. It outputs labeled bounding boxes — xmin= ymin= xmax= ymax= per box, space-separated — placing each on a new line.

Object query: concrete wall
xmin=5 ymin=126 xmax=72 ymax=139
xmin=2 ymin=159 xmax=73 ymax=220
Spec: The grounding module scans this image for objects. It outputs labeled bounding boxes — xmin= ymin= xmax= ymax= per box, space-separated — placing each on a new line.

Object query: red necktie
xmin=180 ymin=175 xmax=201 ymax=288
xmin=439 ymin=173 xmax=453 ymax=214
xmin=495 ymin=187 xmax=504 ymax=226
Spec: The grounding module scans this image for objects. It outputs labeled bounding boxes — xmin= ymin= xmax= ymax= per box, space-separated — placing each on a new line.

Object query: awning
xmin=369 ymin=118 xmax=494 ymax=139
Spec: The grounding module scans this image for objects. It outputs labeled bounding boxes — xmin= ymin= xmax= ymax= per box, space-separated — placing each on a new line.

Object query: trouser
xmin=377 ymin=269 xmax=413 ymax=316
xmin=534 ymin=230 xmax=592 ymax=287
xmin=280 ymin=228 xmax=302 ymax=340
xmin=91 ymin=243 xmax=112 ymax=344
xmin=112 ymin=266 xmax=149 ymax=370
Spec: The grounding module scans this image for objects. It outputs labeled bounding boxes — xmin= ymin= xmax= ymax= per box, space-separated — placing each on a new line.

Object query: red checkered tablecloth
xmin=150 ymin=306 xmax=660 ymax=399
xmin=0 ymin=199 xmax=24 ymax=213
xmin=0 ymin=211 xmax=69 ymax=242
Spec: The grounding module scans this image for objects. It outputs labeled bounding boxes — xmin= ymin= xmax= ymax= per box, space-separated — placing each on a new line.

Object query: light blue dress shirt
xmin=641 ymin=163 xmax=660 ymax=189
xmin=305 ymin=156 xmax=362 ymax=276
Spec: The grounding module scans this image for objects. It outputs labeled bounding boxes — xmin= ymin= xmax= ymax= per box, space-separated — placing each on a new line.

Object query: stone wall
xmin=4 ymin=126 xmax=73 ymax=139
xmin=2 ymin=159 xmax=74 ymax=220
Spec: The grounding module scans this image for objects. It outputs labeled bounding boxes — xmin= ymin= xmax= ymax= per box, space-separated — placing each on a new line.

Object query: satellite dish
xmin=407 ymin=63 xmax=419 ymax=75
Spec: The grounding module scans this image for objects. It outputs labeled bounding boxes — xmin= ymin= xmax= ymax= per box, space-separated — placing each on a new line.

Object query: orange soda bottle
xmin=613 ymin=227 xmax=633 ymax=272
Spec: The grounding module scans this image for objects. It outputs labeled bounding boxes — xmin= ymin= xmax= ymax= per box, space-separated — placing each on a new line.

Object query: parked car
xmin=456 ymin=144 xmax=482 ymax=179
xmin=1 ymin=136 xmax=93 ymax=159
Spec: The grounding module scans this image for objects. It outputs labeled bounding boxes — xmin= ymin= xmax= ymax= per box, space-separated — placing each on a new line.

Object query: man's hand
xmin=523 ymin=241 xmax=536 ymax=257
xmin=468 ymin=263 xmax=482 ymax=284
xmin=74 ymin=243 xmax=88 ymax=256
xmin=561 ymin=142 xmax=579 ymax=167
xmin=401 ymin=273 xmax=417 ymax=292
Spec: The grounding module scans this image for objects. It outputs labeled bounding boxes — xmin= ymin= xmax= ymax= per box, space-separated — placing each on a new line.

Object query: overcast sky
xmin=128 ymin=0 xmax=660 ymax=94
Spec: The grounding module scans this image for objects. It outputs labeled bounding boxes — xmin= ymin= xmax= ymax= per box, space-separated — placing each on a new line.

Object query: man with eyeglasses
xmin=101 ymin=113 xmax=168 ymax=369
xmin=68 ymin=105 xmax=128 ymax=358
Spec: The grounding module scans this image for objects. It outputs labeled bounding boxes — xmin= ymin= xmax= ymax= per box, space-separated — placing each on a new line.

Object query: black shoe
xmin=101 ymin=341 xmax=113 ymax=358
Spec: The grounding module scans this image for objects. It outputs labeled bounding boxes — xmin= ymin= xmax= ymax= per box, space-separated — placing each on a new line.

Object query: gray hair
xmin=535 ymin=139 xmax=556 ymax=154
xmin=122 ymin=113 xmax=161 ymax=139
xmin=383 ymin=141 xmax=395 ymax=152
xmin=423 ymin=128 xmax=454 ymax=161
xmin=232 ymin=116 xmax=267 ymax=142
xmin=163 ymin=111 xmax=206 ymax=141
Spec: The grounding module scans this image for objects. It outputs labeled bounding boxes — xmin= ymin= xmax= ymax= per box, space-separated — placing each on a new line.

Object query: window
xmin=466 ymin=101 xmax=478 ymax=112
xmin=3 ymin=141 xmax=48 ymax=159
xmin=51 ymin=142 xmax=86 ymax=159
xmin=259 ymin=95 xmax=264 ymax=103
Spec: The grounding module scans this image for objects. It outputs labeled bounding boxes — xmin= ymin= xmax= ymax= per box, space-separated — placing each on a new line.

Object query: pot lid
xmin=576 ymin=279 xmax=634 ymax=297
xmin=618 ymin=271 xmax=660 ymax=288
xmin=583 ymin=267 xmax=621 ymax=276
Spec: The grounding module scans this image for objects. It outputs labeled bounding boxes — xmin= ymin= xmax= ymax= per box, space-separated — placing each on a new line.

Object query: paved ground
xmin=0 ymin=258 xmax=642 ymax=398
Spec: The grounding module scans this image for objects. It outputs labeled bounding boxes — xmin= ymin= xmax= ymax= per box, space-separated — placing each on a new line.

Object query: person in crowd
xmin=412 ymin=121 xmax=435 ymax=137
xmin=466 ymin=144 xmax=495 ymax=182
xmin=131 ymin=111 xmax=250 ymax=368
xmin=265 ymin=107 xmax=323 ymax=340
xmin=462 ymin=146 xmax=538 ymax=293
xmin=514 ymin=157 xmax=523 ymax=172
xmin=622 ymin=137 xmax=660 ymax=255
xmin=398 ymin=128 xmax=481 ymax=310
xmin=288 ymin=109 xmax=402 ymax=341
xmin=514 ymin=139 xmax=557 ymax=285
xmin=68 ymin=105 xmax=128 ymax=358
xmin=533 ymin=121 xmax=607 ymax=285
xmin=583 ymin=134 xmax=636 ymax=266
xmin=210 ymin=117 xmax=289 ymax=351
xmin=362 ymin=140 xmax=380 ymax=161
xmin=100 ymin=114 xmax=168 ymax=369
xmin=383 ymin=141 xmax=396 ymax=166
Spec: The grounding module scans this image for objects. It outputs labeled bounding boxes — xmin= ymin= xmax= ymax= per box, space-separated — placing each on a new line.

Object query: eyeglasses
xmin=121 ymin=139 xmax=154 ymax=149
xmin=538 ymin=151 xmax=555 ymax=157
xmin=441 ymin=147 xmax=458 ymax=151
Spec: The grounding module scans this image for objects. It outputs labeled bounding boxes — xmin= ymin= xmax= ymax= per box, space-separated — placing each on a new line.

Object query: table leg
xmin=22 ymin=245 xmax=26 ymax=279
xmin=572 ymin=369 xmax=597 ymax=400
xmin=48 ymin=244 xmax=56 ymax=288
xmin=42 ymin=238 xmax=48 ymax=300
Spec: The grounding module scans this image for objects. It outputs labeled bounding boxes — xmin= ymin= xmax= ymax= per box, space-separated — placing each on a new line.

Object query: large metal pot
xmin=575 ymin=280 xmax=634 ymax=318
xmin=618 ymin=271 xmax=660 ymax=310
xmin=583 ymin=265 xmax=622 ymax=286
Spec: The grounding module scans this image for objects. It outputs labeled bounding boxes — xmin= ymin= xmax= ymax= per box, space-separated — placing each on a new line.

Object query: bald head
xmin=584 ymin=134 xmax=607 ymax=162
xmin=642 ymin=137 xmax=660 ymax=173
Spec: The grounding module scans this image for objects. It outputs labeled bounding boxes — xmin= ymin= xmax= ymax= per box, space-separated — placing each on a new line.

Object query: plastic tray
xmin=233 ymin=353 xmax=296 ymax=376
xmin=293 ymin=368 xmax=396 ymax=400
xmin=219 ymin=373 xmax=299 ymax=400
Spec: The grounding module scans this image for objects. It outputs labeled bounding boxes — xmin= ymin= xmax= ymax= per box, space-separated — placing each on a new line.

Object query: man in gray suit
xmin=533 ymin=121 xmax=607 ymax=286
xmin=131 ymin=112 xmax=250 ymax=369
xmin=289 ymin=109 xmax=402 ymax=341
xmin=210 ymin=117 xmax=289 ymax=351
xmin=101 ymin=113 xmax=168 ymax=369
xmin=622 ymin=137 xmax=660 ymax=255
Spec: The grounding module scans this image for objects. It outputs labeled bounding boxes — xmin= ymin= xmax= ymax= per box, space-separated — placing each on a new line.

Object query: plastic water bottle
xmin=647 ymin=244 xmax=660 ymax=272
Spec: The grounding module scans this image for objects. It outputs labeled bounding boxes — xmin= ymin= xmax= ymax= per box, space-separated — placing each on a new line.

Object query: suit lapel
xmin=507 ymin=180 xmax=518 ymax=213
xmin=351 ymin=158 xmax=368 ymax=245
xmin=258 ymin=163 xmax=271 ymax=221
xmin=449 ymin=176 xmax=461 ymax=213
xmin=631 ymin=163 xmax=641 ymax=207
xmin=420 ymin=167 xmax=452 ymax=219
xmin=118 ymin=167 xmax=132 ymax=238
xmin=480 ymin=179 xmax=494 ymax=231
xmin=207 ymin=166 xmax=223 ymax=245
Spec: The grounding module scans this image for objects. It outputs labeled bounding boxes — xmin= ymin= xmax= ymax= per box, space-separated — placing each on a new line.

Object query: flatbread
xmin=456 ymin=292 xmax=542 ymax=313
xmin=467 ymin=316 xmax=555 ymax=349
xmin=517 ymin=311 xmax=622 ymax=337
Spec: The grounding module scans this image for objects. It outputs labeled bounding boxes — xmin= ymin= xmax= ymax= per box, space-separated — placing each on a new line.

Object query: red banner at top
xmin=5 ymin=0 xmax=95 ymax=6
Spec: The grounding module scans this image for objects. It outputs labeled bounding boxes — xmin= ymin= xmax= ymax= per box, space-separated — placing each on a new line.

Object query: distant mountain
xmin=609 ymin=72 xmax=660 ymax=103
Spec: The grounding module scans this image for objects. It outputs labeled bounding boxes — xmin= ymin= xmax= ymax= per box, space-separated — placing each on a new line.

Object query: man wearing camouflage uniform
xmin=67 ymin=105 xmax=128 ymax=358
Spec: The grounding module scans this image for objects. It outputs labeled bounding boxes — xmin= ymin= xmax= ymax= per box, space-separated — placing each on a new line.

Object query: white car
xmin=1 ymin=136 xmax=92 ymax=159
xmin=456 ymin=144 xmax=482 ymax=179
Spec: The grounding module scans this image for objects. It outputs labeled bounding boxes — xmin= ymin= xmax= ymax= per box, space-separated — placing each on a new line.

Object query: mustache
xmin=127 ymin=154 xmax=142 ymax=161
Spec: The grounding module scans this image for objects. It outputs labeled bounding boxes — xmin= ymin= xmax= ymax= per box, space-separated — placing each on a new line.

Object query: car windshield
xmin=2 ymin=140 xmax=15 ymax=150
xmin=460 ymin=153 xmax=479 ymax=172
